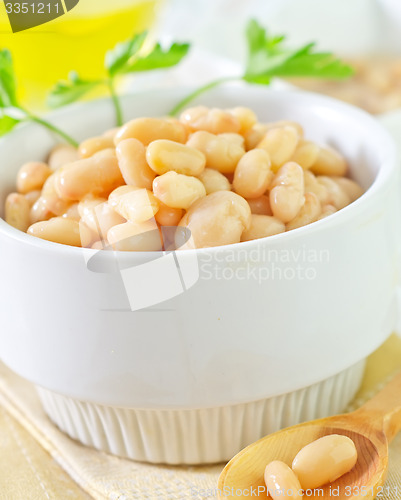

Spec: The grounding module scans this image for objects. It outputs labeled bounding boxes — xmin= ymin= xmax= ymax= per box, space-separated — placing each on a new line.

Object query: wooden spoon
xmin=218 ymin=371 xmax=401 ymax=499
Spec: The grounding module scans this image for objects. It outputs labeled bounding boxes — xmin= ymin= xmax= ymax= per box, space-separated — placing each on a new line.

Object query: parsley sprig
xmin=0 ymin=20 xmax=352 ymax=144
xmin=169 ymin=19 xmax=353 ymax=116
xmin=48 ymin=32 xmax=190 ymax=126
xmin=0 ymin=49 xmax=79 ymax=146
xmin=0 ymin=32 xmax=189 ymax=144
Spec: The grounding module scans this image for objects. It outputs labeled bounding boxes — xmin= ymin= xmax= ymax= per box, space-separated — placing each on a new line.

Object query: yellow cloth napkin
xmin=1 ymin=334 xmax=401 ymax=500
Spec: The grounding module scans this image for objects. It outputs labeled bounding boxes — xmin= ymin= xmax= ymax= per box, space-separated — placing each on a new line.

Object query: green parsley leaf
xmin=46 ymin=31 xmax=190 ymax=126
xmin=0 ymin=113 xmax=20 ymax=136
xmin=47 ymin=71 xmax=102 ymax=108
xmin=246 ymin=19 xmax=284 ymax=58
xmin=264 ymin=44 xmax=354 ymax=78
xmin=0 ymin=49 xmax=18 ymax=108
xmin=105 ymin=31 xmax=148 ymax=77
xmin=0 ymin=51 xmax=77 ymax=145
xmin=122 ymin=42 xmax=190 ymax=73
xmin=243 ymin=19 xmax=353 ymax=84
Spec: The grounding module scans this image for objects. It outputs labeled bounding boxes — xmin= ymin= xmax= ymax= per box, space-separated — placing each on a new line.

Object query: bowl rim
xmin=0 ymin=85 xmax=397 ymax=256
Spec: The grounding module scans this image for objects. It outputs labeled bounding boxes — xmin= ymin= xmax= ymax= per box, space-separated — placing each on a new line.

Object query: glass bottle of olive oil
xmin=0 ymin=0 xmax=160 ymax=107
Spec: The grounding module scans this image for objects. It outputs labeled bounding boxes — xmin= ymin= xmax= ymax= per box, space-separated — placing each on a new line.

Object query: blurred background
xmin=2 ymin=0 xmax=401 ymax=114
xmin=155 ymin=0 xmax=401 ymax=115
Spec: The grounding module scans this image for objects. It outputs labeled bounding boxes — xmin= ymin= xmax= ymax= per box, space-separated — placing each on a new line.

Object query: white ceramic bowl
xmin=0 ymin=87 xmax=399 ymax=464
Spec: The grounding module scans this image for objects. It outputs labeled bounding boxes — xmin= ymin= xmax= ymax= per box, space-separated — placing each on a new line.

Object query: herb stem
xmin=168 ymin=76 xmax=240 ymax=116
xmin=108 ymin=79 xmax=123 ymax=126
xmin=21 ymin=108 xmax=78 ymax=147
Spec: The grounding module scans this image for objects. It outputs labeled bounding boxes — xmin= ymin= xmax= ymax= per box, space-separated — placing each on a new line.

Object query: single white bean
xmin=54 ymin=149 xmax=124 ymax=201
xmin=79 ymin=136 xmax=115 ymax=158
xmin=241 ymin=215 xmax=285 ymax=241
xmin=187 ymin=131 xmax=245 ymax=174
xmin=246 ymin=195 xmax=273 ymax=215
xmin=48 ymin=144 xmax=79 ymax=171
xmin=180 ymin=106 xmax=240 ymax=134
xmin=116 ymin=138 xmax=155 ymax=190
xmin=270 ymin=162 xmax=305 ymax=223
xmin=286 ymin=192 xmax=321 ymax=230
xmin=153 ymin=171 xmax=206 ymax=210
xmin=317 ymin=176 xmax=350 ymax=209
xmin=27 ymin=217 xmax=92 ymax=247
xmin=178 ymin=191 xmax=251 ymax=249
xmin=292 ymin=434 xmax=358 ymax=490
xmin=17 ymin=161 xmax=52 ymax=194
xmin=107 ymin=220 xmax=163 ymax=251
xmin=198 ymin=168 xmax=231 ymax=194
xmin=257 ymin=126 xmax=300 ymax=172
xmin=110 ymin=188 xmax=159 ymax=223
xmin=264 ymin=461 xmax=303 ymax=500
xmin=233 ymin=149 xmax=272 ymax=199
xmin=310 ymin=147 xmax=347 ymax=176
xmin=115 ymin=117 xmax=187 ymax=146
xmin=146 ymin=139 xmax=206 ymax=176
xmin=5 ymin=193 xmax=31 ymax=231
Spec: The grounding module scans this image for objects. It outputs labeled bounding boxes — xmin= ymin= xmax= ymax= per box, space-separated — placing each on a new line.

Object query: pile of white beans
xmin=264 ymin=434 xmax=358 ymax=500
xmin=4 ymin=106 xmax=364 ymax=250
